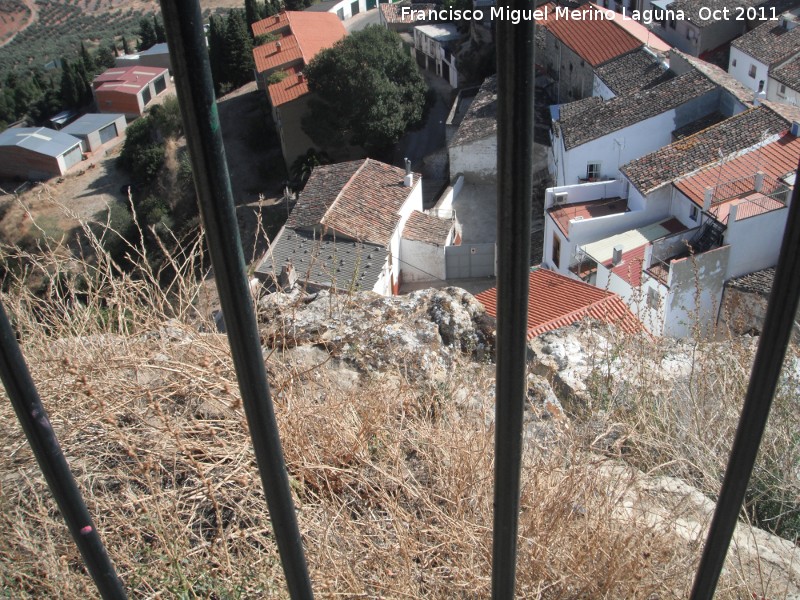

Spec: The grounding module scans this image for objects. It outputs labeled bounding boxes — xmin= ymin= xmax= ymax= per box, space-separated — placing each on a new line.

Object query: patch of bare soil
xmin=0 ymin=0 xmax=35 ymax=47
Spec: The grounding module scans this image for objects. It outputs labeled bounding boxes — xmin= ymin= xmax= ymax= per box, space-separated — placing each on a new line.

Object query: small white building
xmin=542 ymin=108 xmax=799 ymax=338
xmin=62 ymin=113 xmax=127 ymax=154
xmin=549 ymin=69 xmax=719 ymax=187
xmin=0 ymin=127 xmax=83 ymax=180
xmin=769 ymin=56 xmax=800 ymax=106
xmin=257 ymin=158 xmax=458 ymax=295
xmin=115 ymin=42 xmax=172 ymax=73
xmin=413 ymin=24 xmax=460 ymax=88
xmin=728 ymin=10 xmax=800 ymax=98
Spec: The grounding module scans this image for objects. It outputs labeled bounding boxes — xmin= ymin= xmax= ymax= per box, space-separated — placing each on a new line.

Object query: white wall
xmin=723 ymin=205 xmax=788 ymax=279
xmin=544 ymin=179 xmax=628 ymax=209
xmin=592 ymin=75 xmax=616 ymax=101
xmin=669 ymin=188 xmax=703 ymax=228
xmin=664 ymin=244 xmax=730 ymax=338
xmin=400 ymin=238 xmax=447 ymax=282
xmin=728 ymin=46 xmax=768 ymax=94
xmin=449 ymin=135 xmax=497 ymax=182
xmin=324 ymin=0 xmax=368 ymax=20
xmin=434 ymin=175 xmax=464 ymax=212
xmin=767 ymin=76 xmax=800 ymax=106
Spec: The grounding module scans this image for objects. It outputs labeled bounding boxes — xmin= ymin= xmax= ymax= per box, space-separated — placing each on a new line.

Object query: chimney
xmin=276 ymin=41 xmax=281 ymax=52
xmin=791 ymin=121 xmax=800 ymax=137
xmin=703 ymin=187 xmax=714 ymax=211
xmin=753 ymin=87 xmax=766 ymax=106
xmin=403 ymin=157 xmax=413 ymax=187
xmin=275 ymin=14 xmax=280 ymax=22
xmin=298 ymin=72 xmax=304 ymax=83
xmin=612 ymin=245 xmax=623 ymax=266
xmin=754 ymin=171 xmax=765 ymax=192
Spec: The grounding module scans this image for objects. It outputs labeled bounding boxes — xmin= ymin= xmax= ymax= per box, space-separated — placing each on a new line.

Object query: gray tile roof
xmin=0 ymin=127 xmax=82 ymax=157
xmin=556 ymin=96 xmax=602 ymax=121
xmin=671 ymin=50 xmax=754 ymax=105
xmin=401 ymin=210 xmax=454 ymax=245
xmin=670 ymin=0 xmax=747 ymax=28
xmin=621 ymin=106 xmax=789 ymax=194
xmin=671 ymin=111 xmax=727 ymax=140
xmin=557 ymin=70 xmax=716 ymax=150
xmin=594 ymin=48 xmax=674 ymax=96
xmin=285 ymin=160 xmax=363 ymax=229
xmin=726 ymin=266 xmax=775 ymax=295
xmin=731 ymin=17 xmax=800 ymax=66
xmin=449 ymin=75 xmax=497 ymax=147
xmin=62 ymin=113 xmax=125 ymax=136
xmin=772 ymin=55 xmax=800 ymax=91
xmin=256 ymin=228 xmax=386 ymax=292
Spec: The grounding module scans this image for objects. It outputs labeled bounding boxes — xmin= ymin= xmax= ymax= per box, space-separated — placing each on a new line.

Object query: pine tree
xmin=207 ymin=14 xmax=226 ymax=94
xmin=245 ymin=0 xmax=262 ymax=29
xmin=222 ymin=10 xmax=254 ymax=89
xmin=73 ymin=60 xmax=94 ymax=106
xmin=80 ymin=41 xmax=95 ymax=73
xmin=138 ymin=17 xmax=157 ymax=51
xmin=121 ymin=35 xmax=131 ymax=55
xmin=153 ymin=14 xmax=166 ymax=44
xmin=60 ymin=60 xmax=79 ymax=108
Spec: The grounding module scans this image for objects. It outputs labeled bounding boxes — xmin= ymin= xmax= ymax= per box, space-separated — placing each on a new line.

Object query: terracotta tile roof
xmin=592 ymin=3 xmax=670 ymax=52
xmin=254 ymin=35 xmax=303 ymax=73
xmin=252 ymin=11 xmax=346 ymax=105
xmin=670 ymin=50 xmax=754 ymax=105
xmin=449 ymin=75 xmax=497 ymax=147
xmin=709 ymin=191 xmax=786 ymax=222
xmin=536 ymin=3 xmax=642 ymax=67
xmin=380 ymin=2 xmax=437 ymax=24
xmin=621 ymin=107 xmax=789 ymax=194
xmin=92 ymin=66 xmax=167 ymax=94
xmin=322 ymin=159 xmax=421 ymax=246
xmin=286 ymin=160 xmax=363 ymax=229
xmin=726 ymin=266 xmax=775 ymax=295
xmin=475 ymin=268 xmax=640 ymax=339
xmin=674 ymin=133 xmax=800 ymax=205
xmin=594 ymin=48 xmax=674 ymax=96
xmin=267 ymin=66 xmax=309 ymax=106
xmin=731 ymin=17 xmax=800 ymax=67
xmin=548 ymin=197 xmax=628 ymax=237
xmin=608 ymin=244 xmax=647 ymax=287
xmin=401 ymin=211 xmax=454 ymax=245
xmin=558 ymin=70 xmax=715 ymax=150
xmin=772 ymin=55 xmax=800 ymax=92
xmin=285 ymin=159 xmax=421 ymax=247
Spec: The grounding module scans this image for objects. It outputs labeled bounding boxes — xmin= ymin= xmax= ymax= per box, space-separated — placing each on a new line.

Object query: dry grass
xmin=0 ymin=212 xmax=796 ymax=598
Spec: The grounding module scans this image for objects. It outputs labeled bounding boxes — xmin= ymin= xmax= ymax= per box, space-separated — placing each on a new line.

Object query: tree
xmin=303 ymin=26 xmax=428 ymax=154
xmin=95 ymin=44 xmax=117 ymax=69
xmin=153 ymin=14 xmax=167 ymax=44
xmin=80 ymin=42 xmax=95 ymax=73
xmin=245 ymin=0 xmax=263 ymax=29
xmin=138 ymin=17 xmax=157 ymax=51
xmin=207 ymin=14 xmax=226 ymax=94
xmin=121 ymin=35 xmax=132 ymax=55
xmin=59 ymin=59 xmax=80 ymax=108
xmin=222 ymin=10 xmax=254 ymax=90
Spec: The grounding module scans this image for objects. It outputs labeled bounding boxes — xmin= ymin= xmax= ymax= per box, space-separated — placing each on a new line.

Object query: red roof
xmin=475 ymin=268 xmax=640 ymax=339
xmin=536 ymin=3 xmax=642 ymax=67
xmin=92 ymin=66 xmax=168 ymax=94
xmin=675 ymin=133 xmax=800 ymax=205
xmin=252 ymin=11 xmax=346 ymax=106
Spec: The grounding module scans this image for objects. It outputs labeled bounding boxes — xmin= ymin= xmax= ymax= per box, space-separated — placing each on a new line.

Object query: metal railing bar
xmin=492 ymin=3 xmax=536 ymax=598
xmin=157 ymin=3 xmax=314 ymax=598
xmin=0 ymin=301 xmax=127 ymax=599
xmin=690 ymin=164 xmax=800 ymax=599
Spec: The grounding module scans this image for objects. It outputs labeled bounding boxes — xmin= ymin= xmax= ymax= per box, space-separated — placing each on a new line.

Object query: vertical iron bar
xmin=157 ymin=3 xmax=314 ymax=598
xmin=0 ymin=301 xmax=126 ymax=599
xmin=492 ymin=6 xmax=536 ymax=600
xmin=690 ymin=165 xmax=800 ymax=599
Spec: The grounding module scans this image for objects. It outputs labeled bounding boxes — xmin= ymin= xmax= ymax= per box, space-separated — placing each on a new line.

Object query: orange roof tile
xmin=536 ymin=3 xmax=642 ymax=67
xmin=252 ymin=11 xmax=345 ymax=67
xmin=254 ymin=34 xmax=303 ymax=74
xmin=675 ymin=133 xmax=800 ymax=205
xmin=475 ymin=268 xmax=640 ymax=339
xmin=268 ymin=66 xmax=310 ymax=106
xmin=92 ymin=66 xmax=168 ymax=94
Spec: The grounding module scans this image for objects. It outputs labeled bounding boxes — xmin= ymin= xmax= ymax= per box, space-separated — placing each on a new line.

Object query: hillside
xmin=0 ymin=244 xmax=798 ymax=597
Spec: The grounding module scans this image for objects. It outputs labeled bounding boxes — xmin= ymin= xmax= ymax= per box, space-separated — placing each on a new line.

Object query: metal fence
xmin=1 ymin=2 xmax=800 ymax=599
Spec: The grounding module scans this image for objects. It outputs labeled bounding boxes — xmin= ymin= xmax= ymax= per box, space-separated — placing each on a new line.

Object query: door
xmin=98 ymin=123 xmax=118 ymax=144
xmin=445 ymin=244 xmax=495 ymax=279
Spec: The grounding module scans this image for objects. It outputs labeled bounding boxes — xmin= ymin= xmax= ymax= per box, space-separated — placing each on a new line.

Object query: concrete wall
xmin=723 ymin=205 xmax=788 ymax=279
xmin=592 ymin=75 xmax=616 ymax=100
xmin=544 ymin=179 xmax=628 ymax=209
xmin=728 ymin=46 xmax=768 ymax=93
xmin=434 ymin=174 xmax=464 ymax=212
xmin=0 ymin=146 xmax=70 ymax=180
xmin=400 ymin=237 xmax=447 ymax=282
xmin=669 ymin=187 xmax=703 ymax=228
xmin=767 ymin=76 xmax=800 ymax=105
xmin=81 ymin=115 xmax=127 ymax=153
xmin=323 ymin=0 xmax=369 ymax=21
xmin=449 ymin=135 xmax=497 ymax=182
xmin=540 ymin=30 xmax=596 ymax=103
xmin=274 ymin=96 xmax=317 ymax=170
xmin=664 ymin=244 xmax=730 ymax=338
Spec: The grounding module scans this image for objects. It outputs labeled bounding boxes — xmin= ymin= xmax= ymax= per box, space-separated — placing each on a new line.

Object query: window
xmin=749 ymin=64 xmax=757 ymax=78
xmin=731 ymin=58 xmax=737 ymax=67
xmin=778 ymin=84 xmax=787 ymax=97
xmin=647 ymin=287 xmax=659 ymax=310
xmin=586 ymin=162 xmax=600 ymax=180
xmin=690 ymin=205 xmax=699 ymax=222
xmin=552 ymin=234 xmax=561 ymax=269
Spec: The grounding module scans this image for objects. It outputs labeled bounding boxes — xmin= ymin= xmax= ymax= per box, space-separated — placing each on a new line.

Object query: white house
xmin=257 ymin=158 xmax=458 ymax=295
xmin=728 ymin=10 xmax=800 ymax=97
xmin=413 ymin=24 xmax=460 ymax=89
xmin=769 ymin=56 xmax=800 ymax=105
xmin=542 ymin=108 xmax=799 ymax=338
xmin=644 ymin=0 xmax=746 ymax=57
xmin=591 ymin=47 xmax=672 ymax=100
xmin=549 ymin=69 xmax=720 ymax=187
